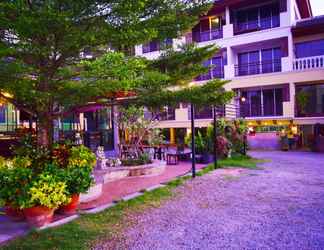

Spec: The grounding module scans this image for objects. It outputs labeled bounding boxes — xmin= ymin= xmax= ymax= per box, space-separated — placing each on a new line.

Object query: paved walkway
xmin=80 ymin=162 xmax=206 ymax=210
xmin=105 ymin=151 xmax=324 ymax=250
xmin=0 ymin=161 xmax=206 ymax=245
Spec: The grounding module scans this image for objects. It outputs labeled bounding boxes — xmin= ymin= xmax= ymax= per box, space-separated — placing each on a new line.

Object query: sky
xmin=310 ymin=0 xmax=324 ymax=16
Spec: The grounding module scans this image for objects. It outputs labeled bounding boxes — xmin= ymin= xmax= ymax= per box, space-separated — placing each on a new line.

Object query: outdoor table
xmin=166 ymin=148 xmax=192 ymax=165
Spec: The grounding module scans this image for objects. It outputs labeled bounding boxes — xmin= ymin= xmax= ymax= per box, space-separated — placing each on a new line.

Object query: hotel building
xmin=135 ymin=0 xmax=324 ymax=150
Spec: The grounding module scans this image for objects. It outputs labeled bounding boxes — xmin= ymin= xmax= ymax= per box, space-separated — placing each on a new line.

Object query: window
xmin=295 ymin=39 xmax=324 ymax=58
xmin=234 ymin=3 xmax=280 ymax=34
xmin=197 ymin=56 xmax=224 ymax=81
xmin=192 ymin=16 xmax=223 ymax=42
xmin=296 ymin=84 xmax=324 ymax=117
xmin=142 ymin=39 xmax=173 ymax=53
xmin=0 ymin=106 xmax=6 ymax=123
xmin=237 ymin=48 xmax=282 ymax=76
xmin=240 ymin=87 xmax=285 ymax=117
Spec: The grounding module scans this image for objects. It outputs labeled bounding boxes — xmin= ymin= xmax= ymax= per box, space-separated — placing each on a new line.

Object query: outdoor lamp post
xmin=190 ymin=103 xmax=196 ymax=178
xmin=213 ymin=105 xmax=218 ymax=169
xmin=240 ymin=96 xmax=247 ymax=155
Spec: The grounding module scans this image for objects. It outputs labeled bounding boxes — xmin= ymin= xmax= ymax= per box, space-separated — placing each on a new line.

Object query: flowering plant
xmin=107 ymin=158 xmax=122 ymax=167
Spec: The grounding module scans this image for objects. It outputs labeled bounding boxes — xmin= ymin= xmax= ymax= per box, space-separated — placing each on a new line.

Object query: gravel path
xmin=99 ymin=151 xmax=324 ymax=250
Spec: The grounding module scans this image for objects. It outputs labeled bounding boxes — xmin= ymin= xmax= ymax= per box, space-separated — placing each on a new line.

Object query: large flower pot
xmin=57 ymin=194 xmax=79 ymax=215
xmin=23 ymin=206 xmax=54 ymax=228
xmin=4 ymin=204 xmax=25 ymax=222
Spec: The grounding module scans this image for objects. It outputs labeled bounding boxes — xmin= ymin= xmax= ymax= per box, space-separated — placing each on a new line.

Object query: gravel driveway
xmin=101 ymin=151 xmax=324 ymax=250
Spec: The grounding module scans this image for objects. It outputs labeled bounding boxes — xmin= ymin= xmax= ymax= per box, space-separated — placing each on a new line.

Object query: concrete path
xmin=107 ymin=151 xmax=324 ymax=250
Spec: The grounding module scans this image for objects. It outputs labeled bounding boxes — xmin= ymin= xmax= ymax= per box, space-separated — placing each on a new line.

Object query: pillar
xmin=170 ymin=128 xmax=176 ymax=145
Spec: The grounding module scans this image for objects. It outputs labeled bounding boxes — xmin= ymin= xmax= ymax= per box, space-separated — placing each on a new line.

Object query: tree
xmin=0 ymin=0 xmax=213 ymax=147
xmin=135 ymin=43 xmax=234 ymax=108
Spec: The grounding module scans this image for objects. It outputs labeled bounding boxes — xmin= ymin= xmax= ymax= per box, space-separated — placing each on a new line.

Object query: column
xmin=170 ymin=128 xmax=176 ymax=145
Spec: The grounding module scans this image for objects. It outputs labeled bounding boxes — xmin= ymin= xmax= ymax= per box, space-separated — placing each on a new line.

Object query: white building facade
xmin=135 ymin=0 xmax=324 ymax=150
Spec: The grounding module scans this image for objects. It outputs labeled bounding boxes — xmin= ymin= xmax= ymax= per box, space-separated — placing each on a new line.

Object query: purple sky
xmin=310 ymin=0 xmax=324 ymax=16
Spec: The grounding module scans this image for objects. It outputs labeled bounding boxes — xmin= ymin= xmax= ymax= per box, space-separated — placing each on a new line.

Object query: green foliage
xmin=25 ymin=169 xmax=70 ymax=209
xmin=121 ymin=153 xmax=152 ymax=167
xmin=0 ymin=144 xmax=96 ymax=208
xmin=68 ymin=145 xmax=96 ymax=169
xmin=118 ymin=105 xmax=163 ymax=158
xmin=296 ymin=91 xmax=310 ymax=113
xmin=0 ymin=164 xmax=33 ymax=209
xmin=185 ymin=131 xmax=207 ymax=154
xmin=0 ymin=0 xmax=213 ymax=147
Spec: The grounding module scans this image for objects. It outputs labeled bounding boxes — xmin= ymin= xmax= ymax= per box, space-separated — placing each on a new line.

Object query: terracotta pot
xmin=23 ymin=206 xmax=54 ymax=228
xmin=57 ymin=194 xmax=80 ymax=215
xmin=4 ymin=204 xmax=25 ymax=222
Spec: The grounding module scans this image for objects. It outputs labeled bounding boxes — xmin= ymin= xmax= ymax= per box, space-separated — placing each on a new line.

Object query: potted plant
xmin=21 ymin=168 xmax=70 ymax=228
xmin=0 ymin=157 xmax=32 ymax=221
xmin=58 ymin=145 xmax=96 ymax=215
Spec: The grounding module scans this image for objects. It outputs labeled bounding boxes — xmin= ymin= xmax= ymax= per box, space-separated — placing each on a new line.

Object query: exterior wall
xmin=135 ymin=0 xmax=324 ymax=131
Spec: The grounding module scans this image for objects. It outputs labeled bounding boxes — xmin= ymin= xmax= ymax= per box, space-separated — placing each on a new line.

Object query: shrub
xmin=24 ymin=171 xmax=70 ymax=209
xmin=121 ymin=153 xmax=152 ymax=166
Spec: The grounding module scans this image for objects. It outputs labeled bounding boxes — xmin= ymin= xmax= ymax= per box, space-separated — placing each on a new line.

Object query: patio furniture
xmin=166 ymin=148 xmax=192 ymax=165
xmin=166 ymin=152 xmax=179 ymax=165
xmin=154 ymin=146 xmax=166 ymax=161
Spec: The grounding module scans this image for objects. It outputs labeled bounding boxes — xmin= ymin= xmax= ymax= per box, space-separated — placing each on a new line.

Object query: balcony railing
xmin=293 ymin=55 xmax=324 ymax=71
xmin=234 ymin=17 xmax=279 ymax=35
xmin=235 ymin=60 xmax=281 ymax=77
xmin=196 ymin=66 xmax=224 ymax=81
xmin=296 ymin=104 xmax=324 ymax=118
xmin=192 ymin=29 xmax=223 ymax=43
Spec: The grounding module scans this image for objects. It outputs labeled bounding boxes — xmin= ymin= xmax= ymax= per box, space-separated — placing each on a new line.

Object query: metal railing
xmin=293 ymin=55 xmax=324 ymax=71
xmin=196 ymin=67 xmax=224 ymax=81
xmin=235 ymin=60 xmax=281 ymax=76
xmin=234 ymin=16 xmax=279 ymax=34
xmin=192 ymin=29 xmax=223 ymax=43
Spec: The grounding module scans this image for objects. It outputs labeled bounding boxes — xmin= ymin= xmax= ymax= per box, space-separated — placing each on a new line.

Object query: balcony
xmin=293 ymin=55 xmax=324 ymax=71
xmin=197 ymin=66 xmax=224 ymax=81
xmin=235 ymin=60 xmax=281 ymax=77
xmin=234 ymin=16 xmax=279 ymax=35
xmin=192 ymin=29 xmax=223 ymax=43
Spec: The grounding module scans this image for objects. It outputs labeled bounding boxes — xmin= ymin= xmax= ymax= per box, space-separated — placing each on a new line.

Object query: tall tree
xmin=0 ymin=0 xmax=213 ymax=147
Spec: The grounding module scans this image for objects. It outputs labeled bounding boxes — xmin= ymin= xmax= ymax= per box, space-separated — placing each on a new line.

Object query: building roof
xmin=208 ymin=0 xmax=313 ymax=18
xmin=292 ymin=15 xmax=324 ymax=36
xmin=296 ymin=0 xmax=313 ymax=18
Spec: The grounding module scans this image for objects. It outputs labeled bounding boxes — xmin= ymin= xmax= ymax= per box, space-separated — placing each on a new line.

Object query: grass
xmin=2 ymin=155 xmax=265 ymax=250
xmin=218 ymin=155 xmax=268 ymax=170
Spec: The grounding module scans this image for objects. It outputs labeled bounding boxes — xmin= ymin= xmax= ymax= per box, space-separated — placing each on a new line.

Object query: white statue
xmin=96 ymin=146 xmax=108 ymax=170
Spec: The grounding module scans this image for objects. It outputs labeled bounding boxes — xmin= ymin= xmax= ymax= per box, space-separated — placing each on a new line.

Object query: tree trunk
xmin=37 ymin=116 xmax=53 ymax=149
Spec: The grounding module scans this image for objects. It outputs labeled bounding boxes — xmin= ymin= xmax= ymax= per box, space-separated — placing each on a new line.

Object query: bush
xmin=23 ymin=169 xmax=70 ymax=209
xmin=121 ymin=153 xmax=152 ymax=166
xmin=0 ymin=143 xmax=97 ymax=208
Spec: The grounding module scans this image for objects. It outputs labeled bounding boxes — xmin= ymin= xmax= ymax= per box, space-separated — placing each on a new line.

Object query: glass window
xmin=210 ymin=17 xmax=220 ymax=30
xmin=240 ymin=87 xmax=284 ymax=117
xmin=275 ymin=88 xmax=283 ymax=116
xmin=235 ymin=3 xmax=280 ymax=33
xmin=260 ymin=8 xmax=271 ymax=29
xmin=250 ymin=90 xmax=262 ymax=117
xmin=238 ymin=53 xmax=249 ymax=76
xmin=247 ymin=8 xmax=258 ymax=30
xmin=200 ymin=19 xmax=210 ymax=32
xmin=263 ymin=89 xmax=275 ymax=116
xmin=261 ymin=49 xmax=273 ymax=73
xmin=295 ymin=39 xmax=324 ymax=58
xmin=249 ymin=51 xmax=260 ymax=75
xmin=0 ymin=106 xmax=6 ymax=123
xmin=211 ymin=56 xmax=223 ymax=78
xmin=296 ymin=84 xmax=324 ymax=117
